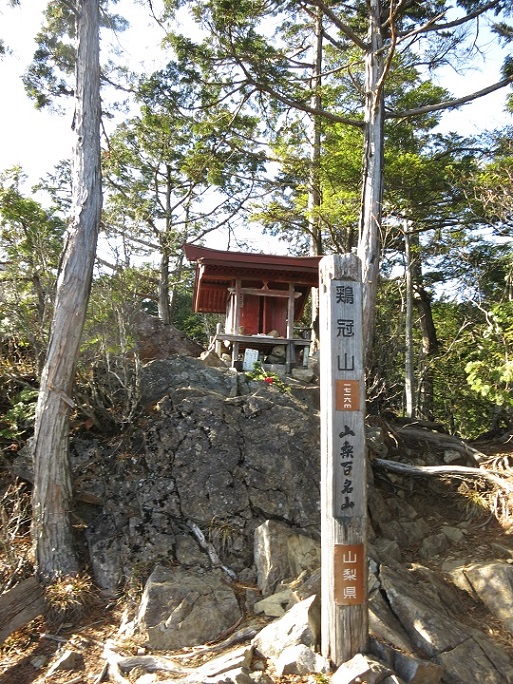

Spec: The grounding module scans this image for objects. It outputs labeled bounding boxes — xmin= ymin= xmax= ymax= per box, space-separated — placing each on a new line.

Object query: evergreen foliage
xmin=2 ymin=0 xmax=513 ymax=450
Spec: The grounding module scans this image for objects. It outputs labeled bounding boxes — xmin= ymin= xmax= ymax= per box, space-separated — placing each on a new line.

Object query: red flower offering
xmin=264 ymin=376 xmax=274 ymax=384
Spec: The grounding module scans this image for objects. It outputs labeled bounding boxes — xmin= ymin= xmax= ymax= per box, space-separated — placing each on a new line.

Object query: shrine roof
xmin=184 ymin=244 xmax=322 ymax=314
xmin=184 ymin=244 xmax=321 ymax=279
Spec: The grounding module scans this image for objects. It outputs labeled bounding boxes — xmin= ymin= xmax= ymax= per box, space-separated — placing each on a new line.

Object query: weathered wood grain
xmin=0 ymin=577 xmax=45 ymax=643
xmin=319 ymin=254 xmax=368 ymax=666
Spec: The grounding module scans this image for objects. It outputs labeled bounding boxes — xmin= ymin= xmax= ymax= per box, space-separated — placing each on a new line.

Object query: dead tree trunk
xmin=308 ymin=6 xmax=323 ymax=352
xmin=404 ymin=224 xmax=415 ymax=418
xmin=357 ymin=0 xmax=385 ymax=364
xmin=0 ymin=577 xmax=45 ymax=644
xmin=31 ymin=0 xmax=102 ymax=582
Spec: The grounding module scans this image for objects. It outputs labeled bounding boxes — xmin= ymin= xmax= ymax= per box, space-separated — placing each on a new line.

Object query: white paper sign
xmin=243 ymin=348 xmax=259 ymax=371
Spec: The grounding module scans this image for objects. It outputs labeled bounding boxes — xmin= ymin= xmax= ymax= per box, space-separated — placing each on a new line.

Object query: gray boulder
xmin=136 ymin=565 xmax=241 ymax=649
xmin=451 ymin=561 xmax=513 ymax=635
xmin=254 ymin=520 xmax=320 ymax=596
xmin=274 ymin=644 xmax=329 ymax=676
xmin=252 ymin=595 xmax=320 ymax=664
xmin=375 ymin=564 xmax=513 ymax=683
xmin=331 ymin=653 xmax=393 ymax=684
xmin=134 ymin=311 xmax=203 ymax=362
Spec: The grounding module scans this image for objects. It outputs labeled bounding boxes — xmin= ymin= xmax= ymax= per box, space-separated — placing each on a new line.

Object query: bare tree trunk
xmin=357 ymin=0 xmax=384 ymax=364
xmin=32 ymin=0 xmax=101 ymax=582
xmin=410 ymin=230 xmax=439 ymax=420
xmin=308 ymin=6 xmax=323 ymax=352
xmin=404 ymin=223 xmax=415 ymax=418
xmin=158 ymin=164 xmax=173 ymax=324
xmin=158 ymin=245 xmax=171 ymax=324
xmin=168 ymin=249 xmax=184 ymax=320
xmin=0 ymin=577 xmax=45 ymax=644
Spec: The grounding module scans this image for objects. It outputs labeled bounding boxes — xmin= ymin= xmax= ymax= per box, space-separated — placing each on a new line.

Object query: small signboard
xmin=334 ymin=543 xmax=366 ymax=605
xmin=335 ymin=380 xmax=360 ymax=411
xmin=243 ymin=348 xmax=259 ymax=371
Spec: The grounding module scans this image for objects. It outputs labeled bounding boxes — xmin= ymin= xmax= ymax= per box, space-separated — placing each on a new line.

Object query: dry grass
xmin=44 ymin=573 xmax=97 ymax=625
xmin=0 ymin=477 xmax=33 ymax=593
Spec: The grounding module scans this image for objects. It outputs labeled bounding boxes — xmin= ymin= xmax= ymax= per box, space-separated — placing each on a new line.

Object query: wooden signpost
xmin=319 ymin=254 xmax=368 ymax=665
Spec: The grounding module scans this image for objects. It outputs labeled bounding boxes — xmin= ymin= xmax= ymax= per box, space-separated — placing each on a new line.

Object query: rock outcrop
xmin=74 ymin=357 xmax=321 ymax=591
xmin=134 ymin=311 xmax=204 ymax=362
xmin=14 ymin=354 xmax=513 ymax=683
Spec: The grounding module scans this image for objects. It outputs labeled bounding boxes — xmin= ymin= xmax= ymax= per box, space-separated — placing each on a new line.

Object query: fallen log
xmin=101 ymin=649 xmax=132 ymax=684
xmin=393 ymin=424 xmax=488 ymax=464
xmin=373 ymin=458 xmax=513 ymax=492
xmin=170 ymin=625 xmax=260 ymax=659
xmin=105 ymin=650 xmax=192 ymax=676
xmin=0 ymin=576 xmax=45 ymax=644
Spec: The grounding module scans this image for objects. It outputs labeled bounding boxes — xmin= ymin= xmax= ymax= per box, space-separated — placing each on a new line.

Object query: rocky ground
xmin=1 ymin=476 xmax=513 ymax=684
xmin=2 ymin=356 xmax=513 ymax=684
xmin=3 ymin=467 xmax=513 ymax=684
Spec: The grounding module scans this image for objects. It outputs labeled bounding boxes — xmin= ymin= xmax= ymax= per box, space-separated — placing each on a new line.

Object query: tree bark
xmin=0 ymin=577 xmax=45 ymax=644
xmin=404 ymin=224 xmax=415 ymax=418
xmin=308 ymin=6 xmax=323 ymax=351
xmin=32 ymin=0 xmax=102 ymax=582
xmin=357 ymin=0 xmax=385 ymax=364
xmin=168 ymin=248 xmax=184 ymax=320
xmin=410 ymin=231 xmax=439 ymax=420
xmin=158 ymin=245 xmax=171 ymax=324
xmin=158 ymin=163 xmax=174 ymax=324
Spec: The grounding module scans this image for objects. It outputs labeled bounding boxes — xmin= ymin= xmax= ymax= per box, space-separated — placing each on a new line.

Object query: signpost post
xmin=319 ymin=254 xmax=368 ymax=665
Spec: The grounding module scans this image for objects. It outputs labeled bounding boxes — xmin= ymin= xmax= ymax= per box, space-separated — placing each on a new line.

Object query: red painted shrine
xmin=184 ymin=244 xmax=321 ymax=370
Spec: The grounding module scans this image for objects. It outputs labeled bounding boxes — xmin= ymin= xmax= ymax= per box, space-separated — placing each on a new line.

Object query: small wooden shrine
xmin=184 ymin=244 xmax=321 ymax=371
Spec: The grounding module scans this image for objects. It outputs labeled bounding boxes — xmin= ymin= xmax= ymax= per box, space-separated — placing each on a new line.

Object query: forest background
xmin=2 ymin=0 xmax=513 ymax=578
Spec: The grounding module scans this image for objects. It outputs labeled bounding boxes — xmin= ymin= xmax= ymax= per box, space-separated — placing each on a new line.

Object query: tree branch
xmin=387 ymin=75 xmax=513 ymax=120
xmin=305 ymin=0 xmax=367 ymax=50
xmin=243 ymin=70 xmax=364 ymax=127
xmin=401 ymin=0 xmax=503 ymax=36
xmin=375 ymin=0 xmax=404 ymax=114
xmin=373 ymin=457 xmax=513 ymax=492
